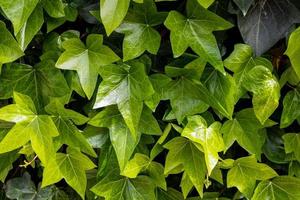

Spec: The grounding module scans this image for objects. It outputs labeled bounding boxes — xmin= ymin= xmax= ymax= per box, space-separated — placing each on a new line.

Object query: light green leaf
xmin=252 ymin=176 xmax=300 ymax=200
xmin=0 ymin=0 xmax=39 ymax=34
xmin=182 ymin=115 xmax=224 ymax=174
xmin=42 ymin=0 xmax=65 ymax=18
xmin=197 ymin=0 xmax=215 ymax=8
xmin=227 ymin=156 xmax=278 ymax=198
xmin=91 ymin=169 xmax=156 ymax=200
xmin=221 ymin=108 xmax=271 ymax=158
xmin=89 ymin=106 xmax=140 ymax=170
xmin=164 ymin=137 xmax=206 ymax=197
xmin=164 ymin=0 xmax=233 ymax=73
xmin=0 ymin=92 xmax=59 ymax=165
xmin=100 ymin=0 xmax=130 ymax=35
xmin=285 ymin=27 xmax=300 ymax=79
xmin=122 ymin=153 xmax=166 ymax=189
xmin=224 ymin=44 xmax=253 ymax=73
xmin=0 ymin=21 xmax=24 ymax=64
xmin=56 ymin=34 xmax=120 ymax=99
xmin=283 ymin=133 xmax=300 ymax=162
xmin=242 ymin=65 xmax=280 ymax=124
xmin=116 ymin=0 xmax=167 ymax=61
xmin=0 ymin=62 xmax=70 ymax=111
xmin=55 ymin=147 xmax=96 ymax=199
xmin=45 ymin=99 xmax=96 ymax=157
xmin=280 ymin=89 xmax=300 ymax=128
xmin=122 ymin=153 xmax=150 ymax=178
xmin=16 ymin=5 xmax=44 ymax=51
xmin=94 ymin=60 xmax=154 ymax=137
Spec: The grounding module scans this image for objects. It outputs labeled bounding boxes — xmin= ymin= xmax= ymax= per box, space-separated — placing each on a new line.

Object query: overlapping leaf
xmin=164 ymin=0 xmax=233 ymax=73
xmin=0 ymin=93 xmax=59 ymax=165
xmin=93 ymin=60 xmax=154 ymax=137
xmin=116 ymin=0 xmax=167 ymax=61
xmin=56 ymin=34 xmax=120 ymax=99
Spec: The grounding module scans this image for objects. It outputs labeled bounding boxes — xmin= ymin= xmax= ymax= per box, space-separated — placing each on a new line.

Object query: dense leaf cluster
xmin=0 ymin=0 xmax=300 ymax=199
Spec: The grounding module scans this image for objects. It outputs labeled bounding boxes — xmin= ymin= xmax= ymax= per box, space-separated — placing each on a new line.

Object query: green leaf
xmin=116 ymin=0 xmax=167 ymax=61
xmin=163 ymin=73 xmax=208 ymax=123
xmin=283 ymin=133 xmax=300 ymax=162
xmin=0 ymin=62 xmax=70 ymax=111
xmin=0 ymin=0 xmax=39 ymax=34
xmin=45 ymin=99 xmax=96 ymax=157
xmin=55 ymin=147 xmax=96 ymax=199
xmin=281 ymin=89 xmax=300 ymax=128
xmin=145 ymin=74 xmax=172 ymax=111
xmin=0 ymin=92 xmax=59 ymax=165
xmin=242 ymin=65 xmax=280 ymax=124
xmin=164 ymin=137 xmax=206 ymax=198
xmin=139 ymin=106 xmax=162 ymax=135
xmin=227 ymin=156 xmax=278 ymax=198
xmin=181 ymin=115 xmax=224 ymax=175
xmin=42 ymin=0 xmax=65 ymax=18
xmin=0 ymin=150 xmax=18 ymax=182
xmin=202 ymin=69 xmax=236 ymax=117
xmin=197 ymin=0 xmax=215 ymax=8
xmin=89 ymin=106 xmax=140 ymax=170
xmin=224 ymin=44 xmax=253 ymax=73
xmin=122 ymin=153 xmax=166 ymax=189
xmin=100 ymin=0 xmax=130 ymax=35
xmin=252 ymin=176 xmax=300 ymax=200
xmin=16 ymin=5 xmax=44 ymax=50
xmin=156 ymin=188 xmax=184 ymax=200
xmin=94 ymin=60 xmax=154 ymax=137
xmin=91 ymin=169 xmax=156 ymax=199
xmin=56 ymin=34 xmax=120 ymax=99
xmin=285 ymin=26 xmax=300 ymax=79
xmin=0 ymin=21 xmax=24 ymax=64
xmin=164 ymin=0 xmax=233 ymax=74
xmin=221 ymin=108 xmax=272 ymax=158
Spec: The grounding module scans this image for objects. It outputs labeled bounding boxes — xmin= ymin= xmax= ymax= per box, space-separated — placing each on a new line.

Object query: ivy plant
xmin=1 ymin=0 xmax=300 ymax=199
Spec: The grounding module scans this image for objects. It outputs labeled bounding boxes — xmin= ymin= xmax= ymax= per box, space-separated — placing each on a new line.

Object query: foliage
xmin=0 ymin=0 xmax=300 ymax=199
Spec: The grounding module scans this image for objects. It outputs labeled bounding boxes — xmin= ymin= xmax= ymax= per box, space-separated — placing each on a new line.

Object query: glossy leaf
xmin=116 ymin=0 xmax=167 ymax=61
xmin=94 ymin=60 xmax=154 ymax=137
xmin=0 ymin=21 xmax=24 ymax=64
xmin=0 ymin=92 xmax=59 ymax=165
xmin=0 ymin=0 xmax=39 ymax=34
xmin=281 ymin=89 xmax=300 ymax=128
xmin=0 ymin=62 xmax=70 ymax=111
xmin=100 ymin=0 xmax=130 ymax=35
xmin=91 ymin=169 xmax=156 ymax=200
xmin=252 ymin=176 xmax=300 ymax=200
xmin=55 ymin=147 xmax=96 ymax=199
xmin=285 ymin=27 xmax=300 ymax=79
xmin=221 ymin=108 xmax=272 ymax=158
xmin=164 ymin=0 xmax=233 ymax=74
xmin=283 ymin=133 xmax=300 ymax=162
xmin=181 ymin=115 xmax=224 ymax=174
xmin=56 ymin=34 xmax=120 ymax=99
xmin=242 ymin=65 xmax=280 ymax=124
xmin=164 ymin=137 xmax=206 ymax=197
xmin=227 ymin=156 xmax=278 ymax=198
